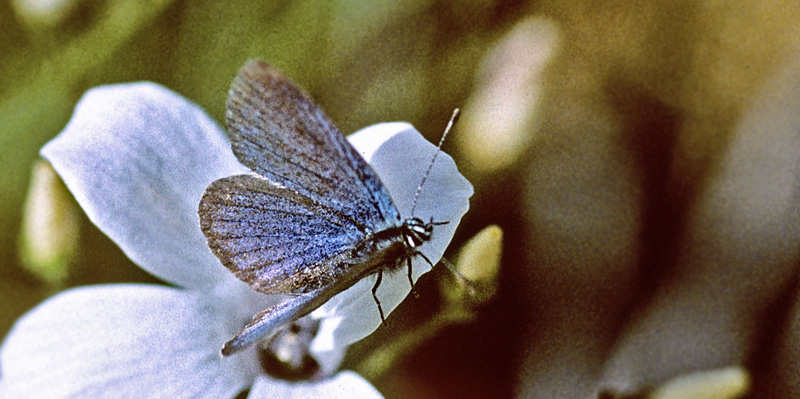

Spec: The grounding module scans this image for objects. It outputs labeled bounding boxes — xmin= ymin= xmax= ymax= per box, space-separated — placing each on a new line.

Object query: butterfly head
xmin=402 ymin=217 xmax=436 ymax=248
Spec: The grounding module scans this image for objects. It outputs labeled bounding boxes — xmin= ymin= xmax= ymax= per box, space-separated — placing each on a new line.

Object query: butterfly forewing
xmin=226 ymin=60 xmax=400 ymax=231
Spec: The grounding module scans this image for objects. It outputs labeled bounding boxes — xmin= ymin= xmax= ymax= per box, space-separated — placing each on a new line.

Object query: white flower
xmin=0 ymin=82 xmax=472 ymax=398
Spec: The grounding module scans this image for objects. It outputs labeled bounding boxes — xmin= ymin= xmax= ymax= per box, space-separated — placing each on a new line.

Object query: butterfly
xmin=198 ymin=59 xmax=456 ymax=356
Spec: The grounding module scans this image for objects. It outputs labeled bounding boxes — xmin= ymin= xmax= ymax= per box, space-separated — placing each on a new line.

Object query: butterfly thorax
xmin=347 ymin=217 xmax=432 ymax=272
xmin=277 ymin=217 xmax=434 ymax=298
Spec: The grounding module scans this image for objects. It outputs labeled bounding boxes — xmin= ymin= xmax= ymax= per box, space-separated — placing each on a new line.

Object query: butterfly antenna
xmin=410 ymin=108 xmax=460 ymax=216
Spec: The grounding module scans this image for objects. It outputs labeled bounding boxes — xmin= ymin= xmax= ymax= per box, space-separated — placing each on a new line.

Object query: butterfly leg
xmin=406 ymin=256 xmax=419 ymax=299
xmin=429 ymin=217 xmax=449 ymax=226
xmin=372 ymin=269 xmax=387 ymax=326
xmin=414 ymin=250 xmax=434 ymax=268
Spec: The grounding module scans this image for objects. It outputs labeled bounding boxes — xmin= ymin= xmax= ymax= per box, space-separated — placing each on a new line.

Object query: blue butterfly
xmin=199 ymin=60 xmax=450 ymax=356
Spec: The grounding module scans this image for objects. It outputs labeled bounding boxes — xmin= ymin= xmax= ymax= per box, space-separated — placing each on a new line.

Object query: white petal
xmin=0 ymin=285 xmax=260 ymax=398
xmin=313 ymin=347 xmax=347 ymax=378
xmin=247 ymin=371 xmax=383 ymax=399
xmin=41 ymin=83 xmax=250 ymax=290
xmin=311 ymin=122 xmax=473 ymax=351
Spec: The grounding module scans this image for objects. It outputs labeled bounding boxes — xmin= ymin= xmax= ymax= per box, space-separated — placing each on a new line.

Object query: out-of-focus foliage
xmin=17 ymin=160 xmax=79 ymax=287
xmin=4 ymin=0 xmax=800 ymax=398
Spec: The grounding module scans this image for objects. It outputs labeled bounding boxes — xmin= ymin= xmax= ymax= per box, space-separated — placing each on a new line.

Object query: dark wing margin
xmin=199 ymin=174 xmax=364 ymax=294
xmin=225 ymin=59 xmax=400 ymax=231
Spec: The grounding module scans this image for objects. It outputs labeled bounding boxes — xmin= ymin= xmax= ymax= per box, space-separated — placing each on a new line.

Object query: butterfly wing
xmin=220 ymin=288 xmax=325 ymax=356
xmin=199 ymin=174 xmax=365 ymax=294
xmin=225 ymin=59 xmax=400 ymax=232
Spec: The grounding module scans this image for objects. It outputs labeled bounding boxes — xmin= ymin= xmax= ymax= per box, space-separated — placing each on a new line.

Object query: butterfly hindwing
xmin=199 ymin=174 xmax=366 ymax=294
xmin=226 ymin=60 xmax=401 ymax=232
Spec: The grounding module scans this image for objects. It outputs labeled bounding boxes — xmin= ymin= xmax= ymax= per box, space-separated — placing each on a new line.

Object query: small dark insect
xmin=198 ymin=59 xmax=457 ymax=356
